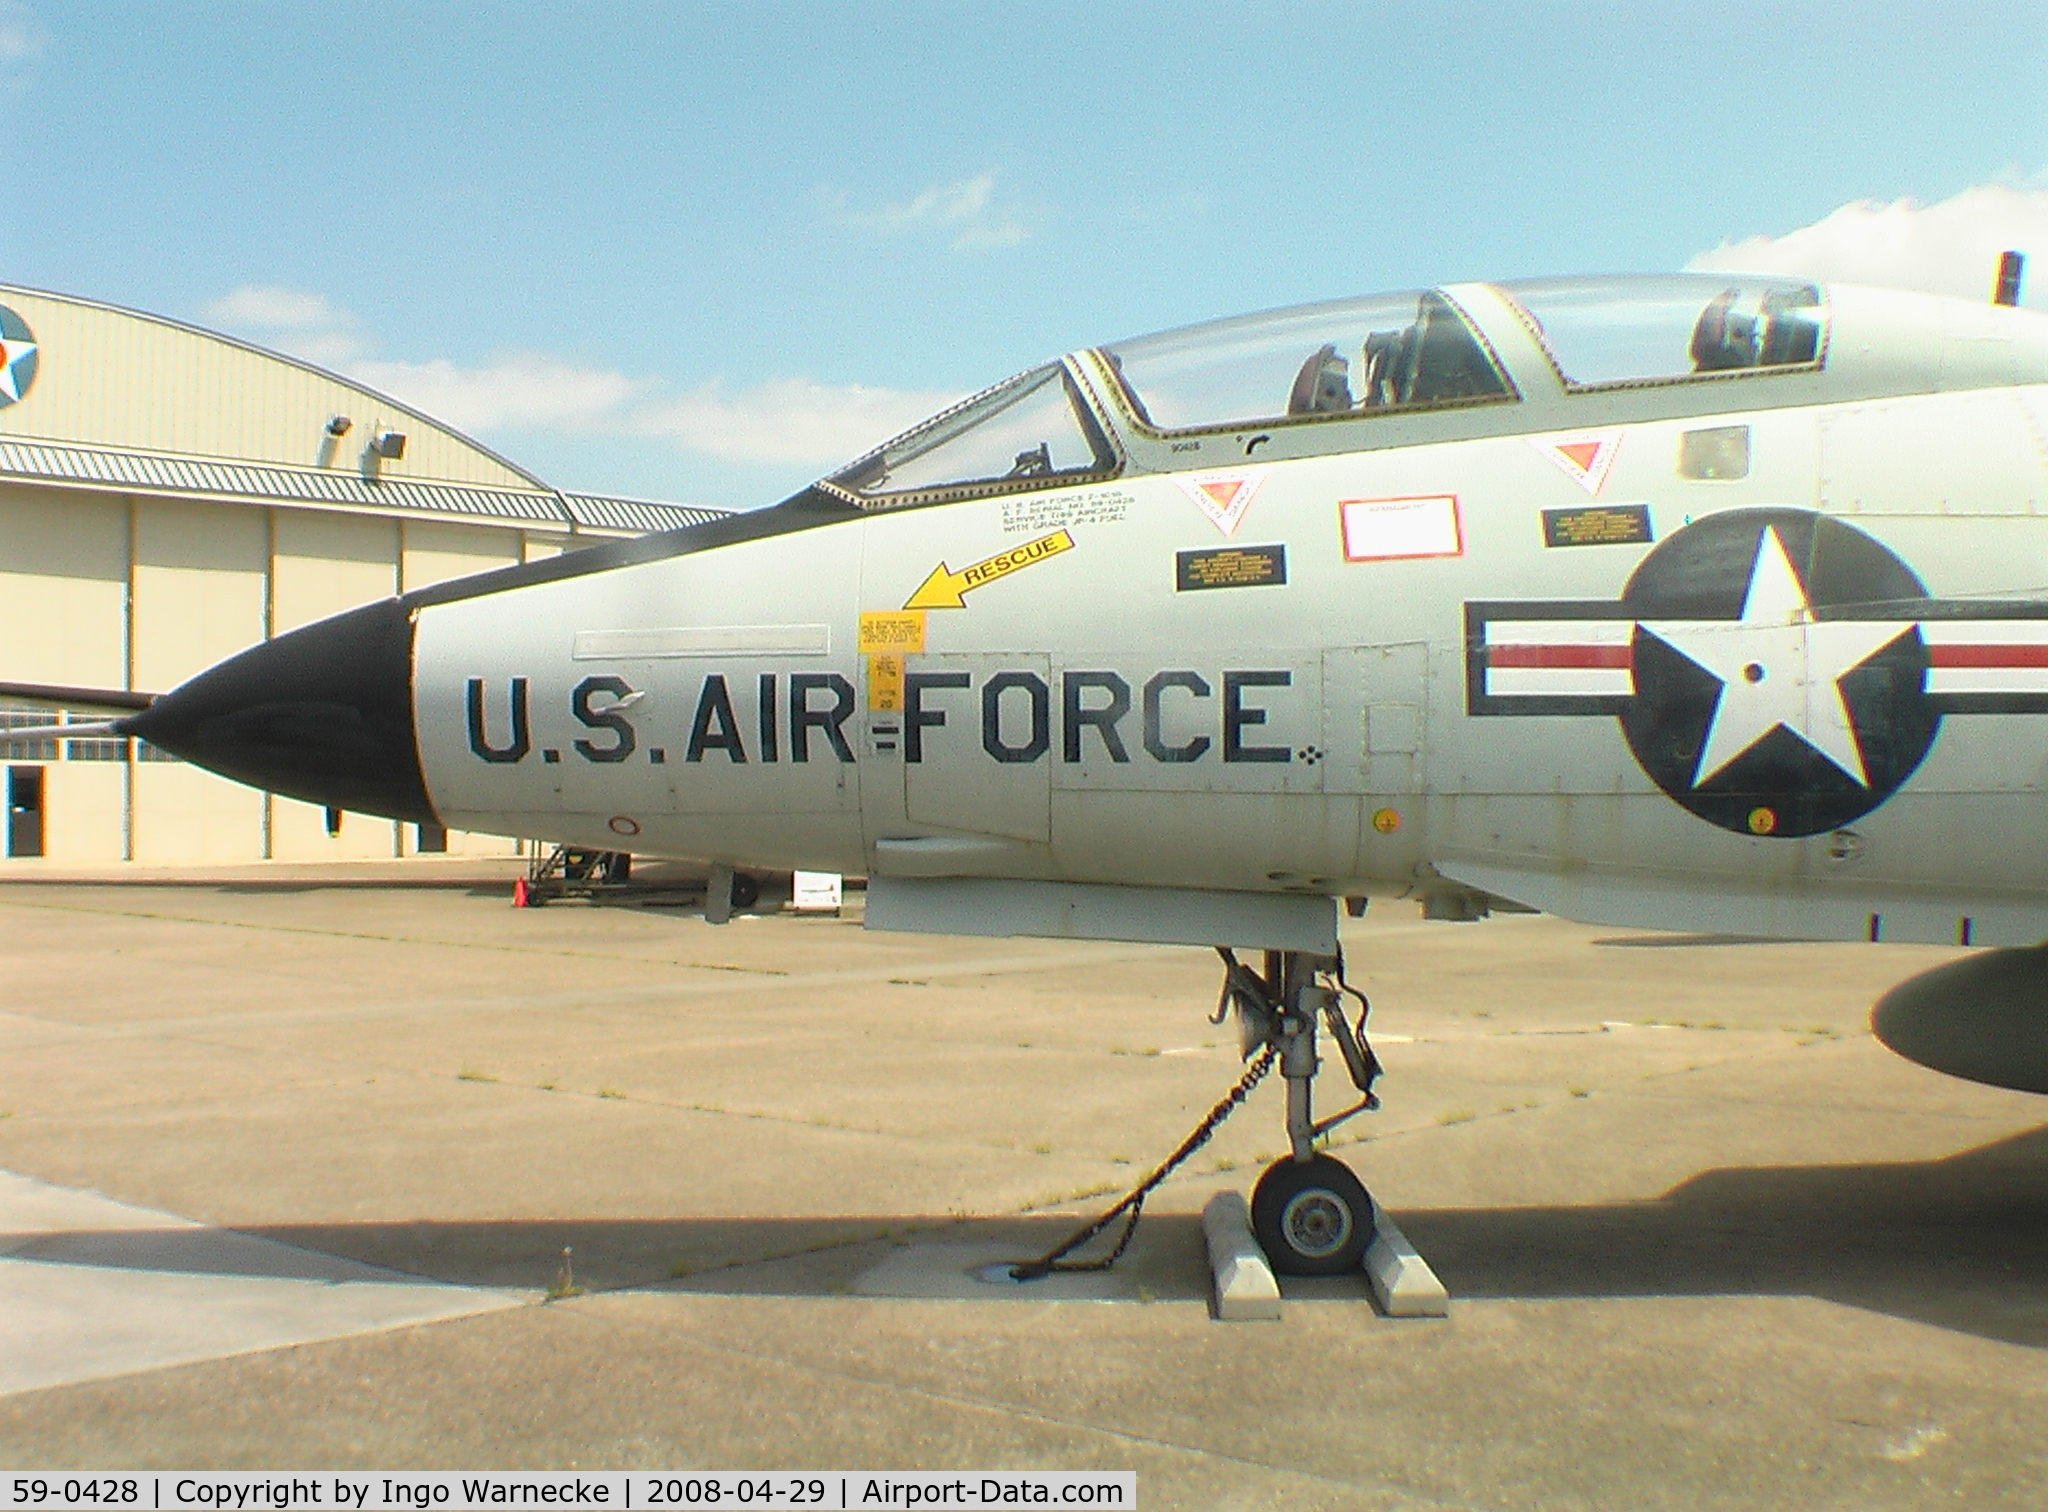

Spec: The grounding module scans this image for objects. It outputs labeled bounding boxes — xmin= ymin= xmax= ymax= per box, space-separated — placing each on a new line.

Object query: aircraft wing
xmin=0 ymin=682 xmax=156 ymax=743
xmin=0 ymin=681 xmax=157 ymax=714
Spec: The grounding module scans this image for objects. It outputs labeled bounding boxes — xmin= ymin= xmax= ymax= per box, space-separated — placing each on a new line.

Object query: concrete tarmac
xmin=0 ymin=862 xmax=2044 ymax=1508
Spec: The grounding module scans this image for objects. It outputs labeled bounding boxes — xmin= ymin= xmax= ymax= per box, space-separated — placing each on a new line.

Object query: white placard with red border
xmin=1340 ymin=495 xmax=1464 ymax=562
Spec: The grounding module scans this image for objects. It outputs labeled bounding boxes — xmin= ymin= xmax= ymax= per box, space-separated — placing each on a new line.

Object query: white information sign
xmin=791 ymin=870 xmax=844 ymax=913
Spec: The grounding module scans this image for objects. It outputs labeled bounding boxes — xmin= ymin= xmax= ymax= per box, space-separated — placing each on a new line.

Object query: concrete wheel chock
xmin=1202 ymin=1191 xmax=1282 ymax=1321
xmin=1363 ymin=1201 xmax=1450 ymax=1317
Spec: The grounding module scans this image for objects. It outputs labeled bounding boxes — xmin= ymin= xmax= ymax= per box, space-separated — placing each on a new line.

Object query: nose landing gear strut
xmin=1217 ymin=949 xmax=1384 ymax=1275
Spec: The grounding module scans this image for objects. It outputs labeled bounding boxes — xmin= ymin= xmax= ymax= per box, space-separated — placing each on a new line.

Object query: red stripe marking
xmin=1488 ymin=644 xmax=1633 ymax=670
xmin=1928 ymin=644 xmax=2048 ymax=669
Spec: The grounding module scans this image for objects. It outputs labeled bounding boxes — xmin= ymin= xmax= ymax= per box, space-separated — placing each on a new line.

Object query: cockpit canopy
xmin=1101 ymin=288 xmax=1514 ymax=433
xmin=1500 ymin=274 xmax=1826 ymax=388
xmin=820 ymin=274 xmax=1833 ymax=511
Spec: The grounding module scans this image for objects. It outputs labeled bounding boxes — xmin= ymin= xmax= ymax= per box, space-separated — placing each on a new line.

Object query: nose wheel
xmin=1251 ymin=1153 xmax=1373 ymax=1275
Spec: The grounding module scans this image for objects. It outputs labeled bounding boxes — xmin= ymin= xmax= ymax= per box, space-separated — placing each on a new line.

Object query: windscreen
xmin=826 ymin=363 xmax=1116 ymax=506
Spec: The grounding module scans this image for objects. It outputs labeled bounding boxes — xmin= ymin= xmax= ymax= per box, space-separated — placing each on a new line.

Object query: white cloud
xmin=348 ymin=353 xmax=653 ymax=435
xmin=203 ymin=283 xmax=368 ymax=365
xmin=200 ymin=281 xmax=951 ymax=470
xmin=0 ymin=1 xmax=46 ymax=63
xmin=820 ymin=171 xmax=1029 ymax=251
xmin=1691 ymin=184 xmax=2048 ymax=305
xmin=204 ymin=284 xmax=349 ymax=331
xmin=633 ymin=376 xmax=960 ymax=467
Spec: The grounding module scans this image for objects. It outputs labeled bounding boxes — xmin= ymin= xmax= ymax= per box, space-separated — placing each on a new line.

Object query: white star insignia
xmin=1638 ymin=526 xmax=1917 ymax=789
xmin=0 ymin=335 xmax=37 ymax=403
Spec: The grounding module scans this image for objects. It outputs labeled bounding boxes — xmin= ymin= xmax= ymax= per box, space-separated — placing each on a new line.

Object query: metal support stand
xmin=514 ymin=845 xmax=633 ymax=907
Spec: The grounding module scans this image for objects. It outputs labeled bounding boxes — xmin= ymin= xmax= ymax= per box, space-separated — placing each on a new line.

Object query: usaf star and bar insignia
xmin=1466 ymin=507 xmax=2048 ymax=838
xmin=0 ymin=305 xmax=39 ymax=408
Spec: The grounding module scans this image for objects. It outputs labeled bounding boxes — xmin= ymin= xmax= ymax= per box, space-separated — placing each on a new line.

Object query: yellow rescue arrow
xmin=904 ymin=529 xmax=1075 ymax=610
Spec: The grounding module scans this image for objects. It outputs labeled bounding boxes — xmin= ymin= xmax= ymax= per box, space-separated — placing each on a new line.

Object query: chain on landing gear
xmin=1008 ymin=946 xmax=1385 ymax=1281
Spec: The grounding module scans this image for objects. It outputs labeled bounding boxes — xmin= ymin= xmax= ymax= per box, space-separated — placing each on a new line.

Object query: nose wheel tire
xmin=1251 ymin=1154 xmax=1373 ymax=1275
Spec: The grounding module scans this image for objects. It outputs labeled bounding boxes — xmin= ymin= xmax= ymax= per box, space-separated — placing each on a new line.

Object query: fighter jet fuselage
xmin=125 ymin=273 xmax=2048 ymax=1098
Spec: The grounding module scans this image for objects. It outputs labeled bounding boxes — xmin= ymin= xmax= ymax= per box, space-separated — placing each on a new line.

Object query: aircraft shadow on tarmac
xmin=0 ymin=877 xmax=505 ymax=895
xmin=1592 ymin=933 xmax=1788 ymax=948
xmin=12 ymin=1127 xmax=2045 ymax=1347
xmin=0 ymin=875 xmax=757 ymax=907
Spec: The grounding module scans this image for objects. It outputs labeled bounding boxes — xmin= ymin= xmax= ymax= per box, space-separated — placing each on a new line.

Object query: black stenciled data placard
xmin=1541 ymin=504 xmax=1653 ymax=548
xmin=1176 ymin=544 xmax=1287 ymax=591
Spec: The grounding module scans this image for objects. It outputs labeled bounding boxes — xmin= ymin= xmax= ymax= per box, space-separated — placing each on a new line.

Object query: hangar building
xmin=0 ymin=283 xmax=722 ymax=865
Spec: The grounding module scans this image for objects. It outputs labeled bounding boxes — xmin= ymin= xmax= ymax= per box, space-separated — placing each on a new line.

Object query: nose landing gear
xmin=1216 ymin=948 xmax=1384 ymax=1275
xmin=1007 ymin=945 xmax=1387 ymax=1284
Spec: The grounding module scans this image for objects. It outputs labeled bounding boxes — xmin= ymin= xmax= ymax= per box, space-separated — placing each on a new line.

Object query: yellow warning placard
xmin=867 ymin=653 xmax=905 ymax=712
xmin=904 ymin=529 xmax=1075 ymax=610
xmin=860 ymin=610 xmax=927 ymax=654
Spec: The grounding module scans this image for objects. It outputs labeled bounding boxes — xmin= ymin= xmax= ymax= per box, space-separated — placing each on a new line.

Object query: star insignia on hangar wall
xmin=1466 ymin=507 xmax=2048 ymax=838
xmin=0 ymin=304 xmax=40 ymax=407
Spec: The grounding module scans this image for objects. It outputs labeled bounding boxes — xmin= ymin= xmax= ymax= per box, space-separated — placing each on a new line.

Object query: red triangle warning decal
xmin=1530 ymin=432 xmax=1623 ymax=494
xmin=1176 ymin=471 xmax=1265 ymax=535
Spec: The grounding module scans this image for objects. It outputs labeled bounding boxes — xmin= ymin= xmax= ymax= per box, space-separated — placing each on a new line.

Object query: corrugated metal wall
xmin=0 ymin=481 xmax=573 ymax=864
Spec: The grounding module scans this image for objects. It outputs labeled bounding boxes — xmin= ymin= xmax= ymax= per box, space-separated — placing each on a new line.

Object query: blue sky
xmin=3 ymin=2 xmax=2046 ymax=508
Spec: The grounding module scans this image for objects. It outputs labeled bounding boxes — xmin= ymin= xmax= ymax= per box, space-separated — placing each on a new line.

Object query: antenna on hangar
xmin=1994 ymin=250 xmax=2026 ymax=307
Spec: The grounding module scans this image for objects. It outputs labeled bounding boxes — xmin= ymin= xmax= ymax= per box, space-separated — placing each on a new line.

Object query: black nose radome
xmin=123 ymin=597 xmax=435 ymax=824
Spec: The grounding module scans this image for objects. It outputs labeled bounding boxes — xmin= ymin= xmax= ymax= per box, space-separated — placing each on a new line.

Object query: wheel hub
xmin=1281 ymin=1187 xmax=1354 ymax=1257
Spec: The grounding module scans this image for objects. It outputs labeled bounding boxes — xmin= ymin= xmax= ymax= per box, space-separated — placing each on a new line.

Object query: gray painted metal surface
xmin=411 ymin=277 xmax=2048 ymax=953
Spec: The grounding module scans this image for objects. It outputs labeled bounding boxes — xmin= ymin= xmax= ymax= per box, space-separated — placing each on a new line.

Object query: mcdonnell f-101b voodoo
xmin=30 ymin=271 xmax=2048 ymax=1274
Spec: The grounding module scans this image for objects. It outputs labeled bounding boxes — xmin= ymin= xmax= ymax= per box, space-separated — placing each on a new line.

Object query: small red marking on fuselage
xmin=1927 ymin=644 xmax=2048 ymax=668
xmin=1488 ymin=644 xmax=1634 ymax=670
